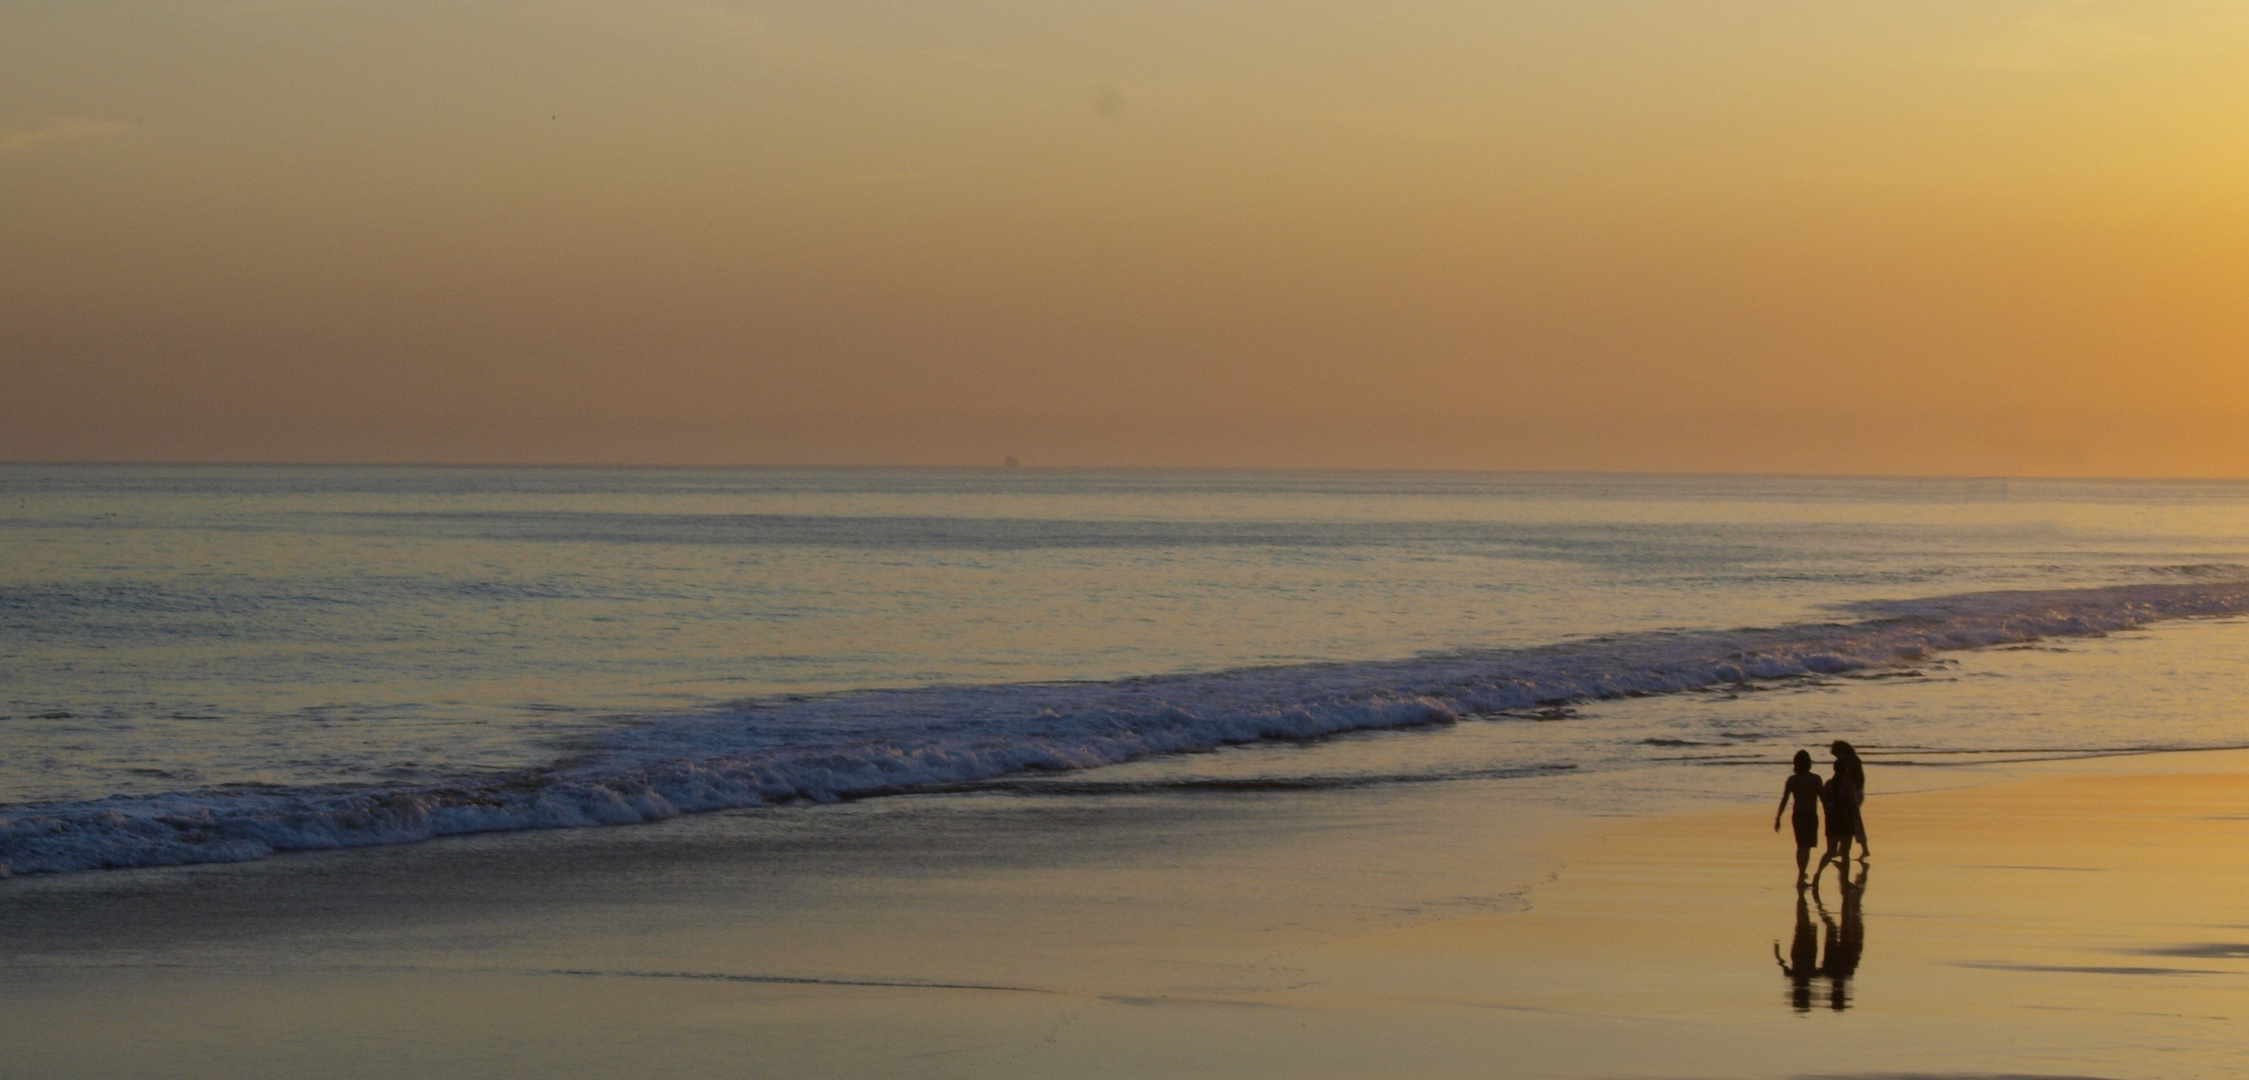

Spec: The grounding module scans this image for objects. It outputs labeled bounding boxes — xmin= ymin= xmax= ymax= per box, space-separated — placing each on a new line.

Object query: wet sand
xmin=1287 ymin=758 xmax=2249 ymax=1078
xmin=7 ymin=751 xmax=2248 ymax=1079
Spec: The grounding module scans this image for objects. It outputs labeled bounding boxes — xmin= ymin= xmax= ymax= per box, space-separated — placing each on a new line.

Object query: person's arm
xmin=1775 ymin=783 xmax=1791 ymax=830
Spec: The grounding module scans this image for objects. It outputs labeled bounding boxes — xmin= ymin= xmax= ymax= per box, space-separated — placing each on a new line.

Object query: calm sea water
xmin=5 ymin=466 xmax=2249 ymax=875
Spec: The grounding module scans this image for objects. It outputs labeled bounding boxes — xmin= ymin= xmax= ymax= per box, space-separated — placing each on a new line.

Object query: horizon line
xmin=3 ymin=460 xmax=2245 ymax=484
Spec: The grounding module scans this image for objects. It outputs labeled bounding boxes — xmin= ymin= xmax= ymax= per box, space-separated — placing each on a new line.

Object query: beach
xmin=9 ymin=468 xmax=2249 ymax=1077
xmin=1308 ymin=756 xmax=2249 ymax=1078
xmin=12 ymin=0 xmax=2249 ymax=1065
xmin=15 ymin=0 xmax=2249 ymax=1067
xmin=9 ymin=742 xmax=2249 ymax=1078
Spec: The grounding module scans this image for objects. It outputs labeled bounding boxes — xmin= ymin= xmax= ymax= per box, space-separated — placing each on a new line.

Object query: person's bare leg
xmin=1817 ymin=832 xmax=1852 ymax=885
xmin=1796 ymin=843 xmax=1811 ymax=886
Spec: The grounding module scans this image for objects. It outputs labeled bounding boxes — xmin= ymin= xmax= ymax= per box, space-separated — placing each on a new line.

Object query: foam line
xmin=5 ymin=581 xmax=2246 ymax=877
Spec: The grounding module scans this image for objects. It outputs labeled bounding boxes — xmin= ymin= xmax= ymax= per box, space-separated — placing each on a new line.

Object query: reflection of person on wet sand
xmin=1773 ymin=750 xmax=1824 ymax=886
xmin=1830 ymin=739 xmax=1870 ymax=857
xmin=1820 ymin=867 xmax=1866 ymax=1011
xmin=1774 ymin=865 xmax=1867 ymax=1014
xmin=1773 ymin=893 xmax=1822 ymax=1013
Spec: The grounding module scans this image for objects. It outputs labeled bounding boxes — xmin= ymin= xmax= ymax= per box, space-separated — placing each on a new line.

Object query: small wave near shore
xmin=5 ymin=581 xmax=2247 ymax=878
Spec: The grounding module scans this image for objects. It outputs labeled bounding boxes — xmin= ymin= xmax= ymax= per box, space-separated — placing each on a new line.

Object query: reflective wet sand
xmin=8 ymin=748 xmax=2247 ymax=1078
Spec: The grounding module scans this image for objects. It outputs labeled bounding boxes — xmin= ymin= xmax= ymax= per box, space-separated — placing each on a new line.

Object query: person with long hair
xmin=1814 ymin=754 xmax=1860 ymax=885
xmin=1829 ymin=740 xmax=1869 ymax=858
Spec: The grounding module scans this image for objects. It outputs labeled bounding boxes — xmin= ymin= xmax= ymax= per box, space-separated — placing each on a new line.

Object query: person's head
xmin=1830 ymin=740 xmax=1857 ymax=760
xmin=1793 ymin=749 xmax=1812 ymax=773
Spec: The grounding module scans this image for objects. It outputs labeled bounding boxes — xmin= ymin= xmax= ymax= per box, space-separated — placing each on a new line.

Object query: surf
xmin=5 ymin=580 xmax=2247 ymax=878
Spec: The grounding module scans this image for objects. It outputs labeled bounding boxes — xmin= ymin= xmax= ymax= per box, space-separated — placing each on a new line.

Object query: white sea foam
xmin=5 ymin=581 xmax=2246 ymax=877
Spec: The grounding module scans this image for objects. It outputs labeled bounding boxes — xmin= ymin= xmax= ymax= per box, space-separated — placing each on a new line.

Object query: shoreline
xmin=11 ymin=582 xmax=2249 ymax=880
xmin=9 ymin=746 xmax=2249 ymax=1077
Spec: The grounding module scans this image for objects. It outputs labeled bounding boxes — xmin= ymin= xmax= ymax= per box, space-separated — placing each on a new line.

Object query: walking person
xmin=1813 ymin=756 xmax=1860 ymax=886
xmin=1830 ymin=740 xmax=1869 ymax=858
xmin=1773 ymin=749 xmax=1824 ymax=887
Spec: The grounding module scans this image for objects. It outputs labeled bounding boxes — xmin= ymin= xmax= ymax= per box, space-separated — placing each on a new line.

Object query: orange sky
xmin=5 ymin=1 xmax=2247 ymax=473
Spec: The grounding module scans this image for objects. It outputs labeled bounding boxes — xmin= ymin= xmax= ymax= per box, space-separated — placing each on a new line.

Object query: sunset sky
xmin=5 ymin=1 xmax=2247 ymax=473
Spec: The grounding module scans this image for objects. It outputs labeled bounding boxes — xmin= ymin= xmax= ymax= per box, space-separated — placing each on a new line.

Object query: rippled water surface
xmin=5 ymin=466 xmax=2249 ymax=874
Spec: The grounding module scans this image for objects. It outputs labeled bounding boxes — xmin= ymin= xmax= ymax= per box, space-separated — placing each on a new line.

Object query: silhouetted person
xmin=1813 ymin=761 xmax=1859 ymax=886
xmin=1773 ymin=892 xmax=1821 ymax=1012
xmin=1773 ymin=749 xmax=1825 ymax=887
xmin=1830 ymin=739 xmax=1869 ymax=857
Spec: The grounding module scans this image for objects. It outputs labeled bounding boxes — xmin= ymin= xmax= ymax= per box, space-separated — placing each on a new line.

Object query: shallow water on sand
xmin=5 ymin=614 xmax=2248 ymax=1078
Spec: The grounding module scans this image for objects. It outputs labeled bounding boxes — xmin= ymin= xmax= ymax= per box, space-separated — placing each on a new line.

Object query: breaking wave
xmin=5 ymin=581 xmax=2246 ymax=877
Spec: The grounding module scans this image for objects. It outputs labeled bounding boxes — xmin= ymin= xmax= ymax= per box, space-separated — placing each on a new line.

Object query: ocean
xmin=6 ymin=465 xmax=2249 ymax=878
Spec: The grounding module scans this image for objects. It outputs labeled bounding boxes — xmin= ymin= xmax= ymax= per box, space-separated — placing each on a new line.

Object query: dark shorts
xmin=1792 ymin=812 xmax=1819 ymax=848
xmin=1826 ymin=810 xmax=1859 ymax=842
